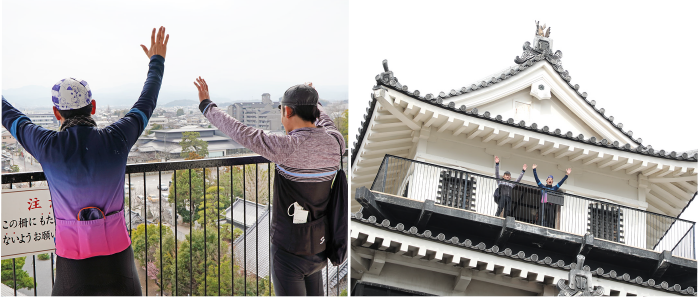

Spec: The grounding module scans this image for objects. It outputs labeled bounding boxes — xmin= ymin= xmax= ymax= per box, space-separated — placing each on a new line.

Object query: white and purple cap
xmin=51 ymin=78 xmax=92 ymax=110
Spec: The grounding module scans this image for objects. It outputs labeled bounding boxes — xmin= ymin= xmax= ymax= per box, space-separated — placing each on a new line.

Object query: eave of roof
xmin=352 ymin=213 xmax=697 ymax=296
xmin=351 ymin=49 xmax=698 ymax=165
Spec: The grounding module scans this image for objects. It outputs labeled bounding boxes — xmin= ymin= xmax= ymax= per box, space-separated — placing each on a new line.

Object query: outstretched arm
xmin=494 ymin=156 xmax=500 ymax=180
xmin=553 ymin=169 xmax=571 ymax=190
xmin=533 ymin=167 xmax=543 ymax=187
xmin=109 ymin=26 xmax=169 ymax=148
xmin=195 ymin=77 xmax=295 ymax=165
xmin=515 ymin=168 xmax=525 ymax=183
xmin=2 ymin=97 xmax=56 ymax=162
xmin=553 ymin=175 xmax=569 ymax=190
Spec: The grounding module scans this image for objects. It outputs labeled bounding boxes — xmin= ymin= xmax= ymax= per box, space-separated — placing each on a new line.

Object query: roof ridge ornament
xmin=515 ymin=21 xmax=564 ymax=71
xmin=557 ymin=255 xmax=604 ymax=296
xmin=536 ymin=20 xmax=551 ymax=38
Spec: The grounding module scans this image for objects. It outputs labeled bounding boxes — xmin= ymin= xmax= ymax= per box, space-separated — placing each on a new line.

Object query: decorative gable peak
xmin=515 ymin=22 xmax=570 ymax=83
xmin=536 ymin=21 xmax=551 ymax=38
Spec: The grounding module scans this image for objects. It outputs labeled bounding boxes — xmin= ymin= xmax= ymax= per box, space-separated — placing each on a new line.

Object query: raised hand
xmin=494 ymin=156 xmax=499 ymax=164
xmin=193 ymin=76 xmax=210 ymax=103
xmin=140 ymin=26 xmax=169 ymax=59
xmin=523 ymin=164 xmax=527 ymax=170
xmin=566 ymin=168 xmax=572 ymax=175
xmin=532 ymin=164 xmax=537 ymax=169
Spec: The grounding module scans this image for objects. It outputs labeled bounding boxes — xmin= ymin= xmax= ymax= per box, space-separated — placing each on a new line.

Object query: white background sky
xmin=2 ymin=0 xmax=348 ymax=106
xmin=348 ymin=1 xmax=698 ymax=223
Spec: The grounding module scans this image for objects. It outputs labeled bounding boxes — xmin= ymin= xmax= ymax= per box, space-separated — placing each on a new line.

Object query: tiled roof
xmin=352 ymin=211 xmax=697 ymax=295
xmin=351 ymin=54 xmax=698 ymax=164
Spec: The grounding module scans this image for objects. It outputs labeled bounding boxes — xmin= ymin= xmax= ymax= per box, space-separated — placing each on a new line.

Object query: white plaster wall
xmin=360 ymin=263 xmax=460 ymax=296
xmin=625 ymin=209 xmax=648 ymax=249
xmin=547 ymin=94 xmax=603 ymax=141
xmin=475 ymin=89 xmax=603 ymax=141
xmin=416 ymin=132 xmax=650 ymax=248
xmin=465 ymin=279 xmax=538 ymax=296
xmin=476 ymin=89 xmax=532 ymax=121
xmin=424 ymin=132 xmax=640 ymax=204
xmin=405 ymin=159 xmax=441 ymax=203
xmin=360 ymin=263 xmax=538 ymax=296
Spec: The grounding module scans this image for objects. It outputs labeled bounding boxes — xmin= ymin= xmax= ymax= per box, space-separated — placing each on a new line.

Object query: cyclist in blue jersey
xmin=2 ymin=26 xmax=169 ymax=296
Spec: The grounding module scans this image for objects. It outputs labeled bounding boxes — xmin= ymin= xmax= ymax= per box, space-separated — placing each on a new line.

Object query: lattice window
xmin=436 ymin=170 xmax=476 ymax=210
xmin=588 ymin=203 xmax=624 ymax=243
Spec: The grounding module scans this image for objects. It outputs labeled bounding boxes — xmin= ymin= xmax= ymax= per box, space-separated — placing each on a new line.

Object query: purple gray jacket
xmin=200 ymin=100 xmax=345 ymax=255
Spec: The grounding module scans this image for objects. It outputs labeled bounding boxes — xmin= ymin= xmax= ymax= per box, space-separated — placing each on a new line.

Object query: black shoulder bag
xmin=493 ymin=184 xmax=501 ymax=204
xmin=327 ymin=135 xmax=348 ymax=266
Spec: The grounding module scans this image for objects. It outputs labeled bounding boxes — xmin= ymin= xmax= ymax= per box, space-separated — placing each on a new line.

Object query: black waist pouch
xmin=275 ymin=215 xmax=329 ymax=256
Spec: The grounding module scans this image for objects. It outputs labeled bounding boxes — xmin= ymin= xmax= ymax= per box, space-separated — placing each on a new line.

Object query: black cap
xmin=279 ymin=84 xmax=319 ymax=108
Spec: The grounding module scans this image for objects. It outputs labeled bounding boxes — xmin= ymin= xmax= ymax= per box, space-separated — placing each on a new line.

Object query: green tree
xmin=197 ymin=186 xmax=232 ymax=227
xmin=169 ymin=169 xmax=236 ymax=227
xmin=129 ymin=221 xmax=275 ymax=295
xmin=170 ymin=169 xmax=206 ymax=223
xmin=177 ymin=109 xmax=185 ymax=116
xmin=1 ymin=257 xmax=35 ymax=290
xmin=11 ymin=165 xmax=19 ymax=172
xmin=37 ymin=254 xmax=50 ymax=261
xmin=234 ymin=164 xmax=272 ymax=205
xmin=220 ymin=224 xmax=244 ymax=242
xmin=131 ymin=223 xmax=175 ymax=267
xmin=147 ymin=123 xmax=163 ymax=135
xmin=334 ymin=109 xmax=349 ymax=144
xmin=157 ymin=228 xmax=271 ymax=296
xmin=180 ymin=132 xmax=209 ymax=159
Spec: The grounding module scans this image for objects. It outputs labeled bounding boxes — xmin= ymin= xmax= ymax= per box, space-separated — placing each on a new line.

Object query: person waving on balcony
xmin=494 ymin=156 xmax=526 ymax=218
xmin=2 ymin=26 xmax=169 ymax=296
xmin=194 ymin=79 xmax=344 ymax=296
xmin=532 ymin=164 xmax=571 ymax=228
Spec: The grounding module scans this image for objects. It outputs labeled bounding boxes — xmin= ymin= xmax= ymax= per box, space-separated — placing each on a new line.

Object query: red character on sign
xmin=27 ymin=198 xmax=42 ymax=211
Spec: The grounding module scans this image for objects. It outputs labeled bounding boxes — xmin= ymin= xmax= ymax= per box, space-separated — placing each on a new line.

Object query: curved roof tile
xmin=353 ymin=212 xmax=697 ymax=295
xmin=351 ymin=55 xmax=697 ymax=165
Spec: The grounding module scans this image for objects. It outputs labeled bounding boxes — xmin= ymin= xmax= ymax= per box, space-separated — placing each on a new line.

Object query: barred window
xmin=588 ymin=203 xmax=624 ymax=243
xmin=437 ymin=170 xmax=476 ymax=210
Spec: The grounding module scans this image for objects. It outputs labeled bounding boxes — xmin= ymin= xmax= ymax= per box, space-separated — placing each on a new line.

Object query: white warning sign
xmin=2 ymin=187 xmax=55 ymax=259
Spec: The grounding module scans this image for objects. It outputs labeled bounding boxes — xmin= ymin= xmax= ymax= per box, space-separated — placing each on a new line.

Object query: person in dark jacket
xmin=2 ymin=27 xmax=169 ymax=295
xmin=494 ymin=156 xmax=527 ymax=218
xmin=532 ymin=164 xmax=571 ymax=228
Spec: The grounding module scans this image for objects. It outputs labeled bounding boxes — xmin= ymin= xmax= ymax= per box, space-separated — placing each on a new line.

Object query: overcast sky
xmin=2 ymin=0 xmax=348 ymax=105
xmin=348 ymin=1 xmax=698 ymax=223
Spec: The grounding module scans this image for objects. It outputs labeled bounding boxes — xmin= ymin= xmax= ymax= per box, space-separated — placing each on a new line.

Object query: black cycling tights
xmin=271 ymin=244 xmax=327 ymax=296
xmin=52 ymin=245 xmax=141 ymax=296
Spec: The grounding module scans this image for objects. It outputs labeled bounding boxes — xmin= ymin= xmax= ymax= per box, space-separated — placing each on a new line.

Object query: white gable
xmin=444 ymin=61 xmax=634 ymax=146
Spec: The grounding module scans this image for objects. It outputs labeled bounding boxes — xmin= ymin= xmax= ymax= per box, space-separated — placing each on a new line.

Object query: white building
xmin=25 ymin=113 xmax=57 ymax=127
xmin=227 ymin=93 xmax=282 ymax=131
xmin=135 ymin=126 xmax=253 ymax=160
xmin=350 ymin=29 xmax=697 ymax=296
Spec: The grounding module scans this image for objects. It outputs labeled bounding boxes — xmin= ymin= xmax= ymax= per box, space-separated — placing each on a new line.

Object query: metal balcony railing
xmin=371 ymin=155 xmax=696 ymax=260
xmin=1 ymin=155 xmax=348 ymax=296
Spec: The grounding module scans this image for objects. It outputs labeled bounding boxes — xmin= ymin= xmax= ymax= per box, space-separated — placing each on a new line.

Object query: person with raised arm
xmin=194 ymin=78 xmax=344 ymax=295
xmin=494 ymin=156 xmax=527 ymax=218
xmin=2 ymin=26 xmax=169 ymax=295
xmin=532 ymin=164 xmax=571 ymax=228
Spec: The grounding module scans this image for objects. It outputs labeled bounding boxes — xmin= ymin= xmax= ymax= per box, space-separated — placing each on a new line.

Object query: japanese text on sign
xmin=2 ymin=187 xmax=56 ymax=259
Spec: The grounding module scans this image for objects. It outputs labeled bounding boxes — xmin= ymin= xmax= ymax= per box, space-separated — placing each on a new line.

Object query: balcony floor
xmin=354 ymin=188 xmax=697 ymax=290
